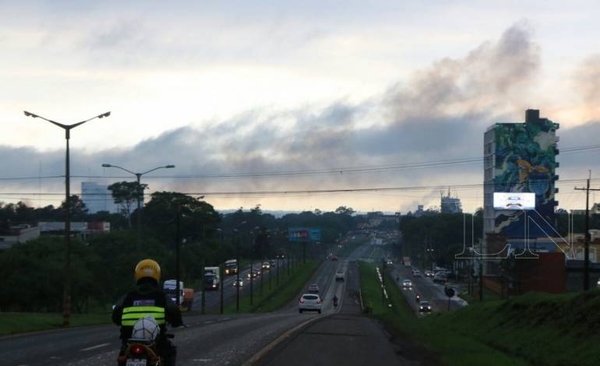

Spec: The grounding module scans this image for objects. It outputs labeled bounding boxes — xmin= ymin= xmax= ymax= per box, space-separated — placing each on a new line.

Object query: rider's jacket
xmin=112 ymin=278 xmax=183 ymax=340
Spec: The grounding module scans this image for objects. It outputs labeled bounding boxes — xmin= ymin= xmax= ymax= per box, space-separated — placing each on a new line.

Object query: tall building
xmin=81 ymin=182 xmax=118 ymax=214
xmin=440 ymin=189 xmax=462 ymax=213
xmin=483 ymin=109 xmax=560 ymax=246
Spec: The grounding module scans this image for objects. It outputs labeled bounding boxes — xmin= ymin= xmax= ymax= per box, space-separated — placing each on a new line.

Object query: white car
xmin=232 ymin=278 xmax=243 ymax=287
xmin=299 ymin=293 xmax=323 ymax=313
xmin=419 ymin=301 xmax=432 ymax=312
xmin=402 ymin=279 xmax=413 ymax=289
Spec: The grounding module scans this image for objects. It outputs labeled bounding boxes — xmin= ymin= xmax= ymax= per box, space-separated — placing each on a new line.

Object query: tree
xmin=144 ymin=191 xmax=221 ymax=245
xmin=107 ymin=181 xmax=148 ymax=228
xmin=58 ymin=195 xmax=89 ymax=222
xmin=335 ymin=206 xmax=355 ymax=215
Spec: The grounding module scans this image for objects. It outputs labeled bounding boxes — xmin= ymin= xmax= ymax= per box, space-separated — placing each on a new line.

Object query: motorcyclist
xmin=112 ymin=259 xmax=183 ymax=366
xmin=333 ymin=295 xmax=339 ymax=307
xmin=415 ymin=293 xmax=420 ymax=303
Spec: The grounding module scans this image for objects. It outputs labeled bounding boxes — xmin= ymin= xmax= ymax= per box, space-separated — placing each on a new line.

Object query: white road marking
xmin=80 ymin=343 xmax=111 ymax=351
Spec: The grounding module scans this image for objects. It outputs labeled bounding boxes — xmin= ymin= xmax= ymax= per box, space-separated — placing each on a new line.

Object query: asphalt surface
xmin=252 ymin=261 xmax=415 ymax=366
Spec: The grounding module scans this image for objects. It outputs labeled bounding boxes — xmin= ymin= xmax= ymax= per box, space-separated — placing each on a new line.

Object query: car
xmin=412 ymin=269 xmax=422 ymax=277
xmin=232 ymin=278 xmax=244 ymax=287
xmin=419 ymin=301 xmax=432 ymax=312
xmin=247 ymin=270 xmax=259 ymax=279
xmin=402 ymin=279 xmax=413 ymax=289
xmin=262 ymin=262 xmax=271 ymax=270
xmin=299 ymin=293 xmax=323 ymax=313
xmin=433 ymin=272 xmax=448 ymax=283
xmin=335 ymin=270 xmax=345 ymax=281
xmin=308 ymin=283 xmax=320 ymax=294
xmin=270 ymin=259 xmax=277 ymax=267
xmin=330 ymin=255 xmax=339 ymax=261
xmin=424 ymin=270 xmax=434 ymax=277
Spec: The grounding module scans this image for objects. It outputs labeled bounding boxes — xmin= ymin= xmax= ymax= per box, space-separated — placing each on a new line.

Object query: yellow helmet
xmin=134 ymin=259 xmax=161 ymax=282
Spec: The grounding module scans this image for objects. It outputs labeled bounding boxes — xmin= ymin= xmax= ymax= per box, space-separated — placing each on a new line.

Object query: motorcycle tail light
xmin=131 ymin=345 xmax=145 ymax=355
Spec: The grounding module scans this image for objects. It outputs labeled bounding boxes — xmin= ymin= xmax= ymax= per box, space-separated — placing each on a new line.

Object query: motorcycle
xmin=415 ymin=294 xmax=420 ymax=303
xmin=118 ymin=316 xmax=176 ymax=366
xmin=118 ymin=334 xmax=175 ymax=366
xmin=333 ymin=296 xmax=339 ymax=307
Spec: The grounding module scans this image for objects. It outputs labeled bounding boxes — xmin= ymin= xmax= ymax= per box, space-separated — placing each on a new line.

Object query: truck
xmin=203 ymin=266 xmax=221 ymax=291
xmin=163 ymin=279 xmax=194 ymax=311
xmin=224 ymin=259 xmax=238 ymax=275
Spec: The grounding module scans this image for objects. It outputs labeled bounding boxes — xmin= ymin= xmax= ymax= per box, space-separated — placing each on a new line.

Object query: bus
xmin=224 ymin=259 xmax=238 ymax=275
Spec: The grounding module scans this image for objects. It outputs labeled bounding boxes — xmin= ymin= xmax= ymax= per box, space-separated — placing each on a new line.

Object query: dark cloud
xmin=2 ymin=22 xmax=594 ymax=212
xmin=573 ymin=55 xmax=600 ymax=121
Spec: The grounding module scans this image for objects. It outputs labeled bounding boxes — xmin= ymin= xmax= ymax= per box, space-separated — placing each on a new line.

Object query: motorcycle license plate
xmin=126 ymin=359 xmax=147 ymax=366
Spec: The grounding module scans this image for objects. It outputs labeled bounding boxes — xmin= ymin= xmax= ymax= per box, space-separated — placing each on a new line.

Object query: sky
xmin=1 ymin=0 xmax=600 ymax=215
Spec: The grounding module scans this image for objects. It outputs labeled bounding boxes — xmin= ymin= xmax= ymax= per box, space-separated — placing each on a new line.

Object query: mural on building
xmin=493 ymin=119 xmax=559 ymax=238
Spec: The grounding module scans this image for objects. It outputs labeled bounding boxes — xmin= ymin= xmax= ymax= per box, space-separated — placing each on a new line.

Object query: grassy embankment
xmin=359 ymin=261 xmax=600 ymax=366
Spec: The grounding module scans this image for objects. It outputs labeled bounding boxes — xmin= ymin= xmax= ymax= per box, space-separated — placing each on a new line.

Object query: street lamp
xmin=101 ymin=163 xmax=175 ymax=251
xmin=24 ymin=110 xmax=110 ymax=327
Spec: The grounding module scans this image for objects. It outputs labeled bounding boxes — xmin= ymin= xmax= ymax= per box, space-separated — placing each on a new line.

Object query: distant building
xmin=0 ymin=224 xmax=40 ymax=249
xmin=482 ymin=109 xmax=561 ymax=284
xmin=0 ymin=221 xmax=110 ymax=249
xmin=440 ymin=189 xmax=462 ymax=214
xmin=483 ymin=109 xmax=559 ymax=240
xmin=81 ymin=182 xmax=118 ymax=214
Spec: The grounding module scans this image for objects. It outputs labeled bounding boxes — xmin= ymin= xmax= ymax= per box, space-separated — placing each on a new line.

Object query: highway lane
xmin=193 ymin=259 xmax=297 ymax=313
xmin=251 ymin=259 xmax=416 ymax=366
xmin=391 ymin=264 xmax=468 ymax=313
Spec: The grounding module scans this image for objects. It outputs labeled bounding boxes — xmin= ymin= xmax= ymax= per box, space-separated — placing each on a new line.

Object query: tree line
xmin=399 ymin=208 xmax=595 ymax=273
xmin=0 ymin=189 xmax=369 ymax=312
xmin=1 ymin=183 xmax=592 ymax=313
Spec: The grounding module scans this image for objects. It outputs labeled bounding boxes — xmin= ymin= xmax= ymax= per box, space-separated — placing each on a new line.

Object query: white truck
xmin=203 ymin=266 xmax=221 ymax=291
xmin=163 ymin=280 xmax=195 ymax=311
xmin=163 ymin=279 xmax=184 ymax=304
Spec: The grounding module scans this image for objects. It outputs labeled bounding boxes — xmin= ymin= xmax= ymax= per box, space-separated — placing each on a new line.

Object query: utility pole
xmin=575 ymin=172 xmax=600 ymax=291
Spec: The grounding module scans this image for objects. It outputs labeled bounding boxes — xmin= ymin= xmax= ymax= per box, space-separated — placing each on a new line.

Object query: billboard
xmin=493 ymin=192 xmax=536 ymax=211
xmin=288 ymin=227 xmax=321 ymax=242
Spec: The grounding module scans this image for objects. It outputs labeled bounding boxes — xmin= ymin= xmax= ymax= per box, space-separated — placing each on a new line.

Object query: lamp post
xmin=217 ymin=228 xmax=224 ymax=314
xmin=101 ymin=163 xmax=175 ymax=251
xmin=24 ymin=110 xmax=110 ymax=327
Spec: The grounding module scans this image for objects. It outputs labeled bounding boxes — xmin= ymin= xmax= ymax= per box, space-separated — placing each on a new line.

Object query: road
xmin=1 ymin=242 xmax=445 ymax=366
xmin=193 ymin=258 xmax=297 ymax=313
xmin=0 ymin=257 xmax=339 ymax=366
xmin=251 ymin=260 xmax=413 ymax=366
xmin=390 ymin=264 xmax=469 ymax=313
